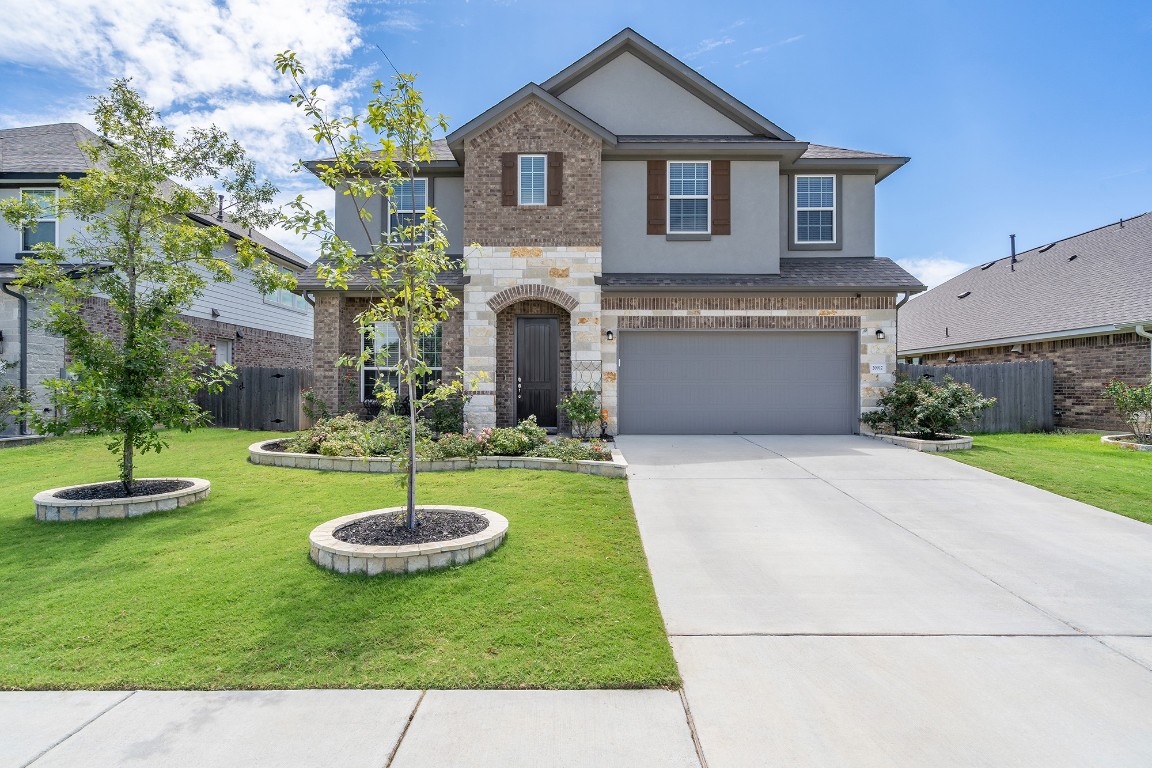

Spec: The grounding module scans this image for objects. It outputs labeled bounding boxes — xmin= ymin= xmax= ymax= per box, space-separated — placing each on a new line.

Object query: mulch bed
xmin=334 ymin=508 xmax=489 ymax=546
xmin=261 ymin=441 xmax=288 ymax=453
xmin=54 ymin=479 xmax=193 ymax=501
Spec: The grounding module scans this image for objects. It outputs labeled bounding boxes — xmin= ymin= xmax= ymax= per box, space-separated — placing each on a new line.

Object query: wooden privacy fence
xmin=198 ymin=367 xmax=313 ymax=432
xmin=898 ymin=360 xmax=1054 ymax=433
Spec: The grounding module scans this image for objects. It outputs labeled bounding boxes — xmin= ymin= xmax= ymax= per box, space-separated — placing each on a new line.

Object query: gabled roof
xmin=1 ymin=122 xmax=307 ymax=270
xmin=444 ymin=83 xmax=617 ymax=158
xmin=898 ymin=212 xmax=1152 ymax=354
xmin=600 ymin=258 xmax=925 ymax=293
xmin=542 ymin=28 xmax=794 ymax=141
xmin=0 ymin=123 xmax=104 ymax=176
xmin=294 ymin=258 xmax=468 ymax=291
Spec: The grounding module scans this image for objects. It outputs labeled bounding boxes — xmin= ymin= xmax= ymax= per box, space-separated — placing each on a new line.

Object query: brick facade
xmin=74 ymin=296 xmax=311 ymax=368
xmin=915 ymin=332 xmax=1151 ymax=430
xmin=312 ymin=293 xmax=465 ymax=415
xmin=495 ymin=299 xmax=573 ymax=429
xmin=463 ymin=99 xmax=602 ymax=248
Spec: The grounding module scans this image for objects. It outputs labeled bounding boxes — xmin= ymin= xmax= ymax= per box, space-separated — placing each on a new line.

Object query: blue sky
xmin=2 ymin=0 xmax=1150 ymax=286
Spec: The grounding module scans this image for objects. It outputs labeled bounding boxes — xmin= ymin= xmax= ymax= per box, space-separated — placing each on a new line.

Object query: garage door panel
xmin=618 ymin=331 xmax=857 ymax=435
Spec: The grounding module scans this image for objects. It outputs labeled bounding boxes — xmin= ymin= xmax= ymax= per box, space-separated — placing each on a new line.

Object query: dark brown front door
xmin=516 ymin=316 xmax=560 ymax=428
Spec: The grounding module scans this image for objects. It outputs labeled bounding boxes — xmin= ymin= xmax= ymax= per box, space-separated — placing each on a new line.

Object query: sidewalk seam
xmin=22 ymin=690 xmax=136 ymax=768
xmin=383 ymin=689 xmax=426 ymax=768
xmin=678 ymin=687 xmax=710 ymax=768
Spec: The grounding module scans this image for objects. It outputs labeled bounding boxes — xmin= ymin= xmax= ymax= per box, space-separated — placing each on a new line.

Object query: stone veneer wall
xmin=915 ymin=332 xmax=1151 ymax=430
xmin=312 ymin=293 xmax=465 ymax=415
xmin=599 ymin=294 xmax=897 ymax=433
xmin=73 ymin=297 xmax=312 ymax=369
xmin=462 ymin=99 xmax=602 ymax=248
xmin=463 ymin=247 xmax=602 ymax=430
xmin=495 ymin=299 xmax=573 ymax=429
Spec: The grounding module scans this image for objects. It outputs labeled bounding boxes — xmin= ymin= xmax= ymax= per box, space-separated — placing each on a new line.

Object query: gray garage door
xmin=617 ymin=331 xmax=858 ymax=434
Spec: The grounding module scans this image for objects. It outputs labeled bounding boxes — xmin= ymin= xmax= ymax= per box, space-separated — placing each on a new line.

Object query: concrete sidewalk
xmin=3 ymin=689 xmax=701 ymax=767
xmin=620 ymin=434 xmax=1152 ymax=767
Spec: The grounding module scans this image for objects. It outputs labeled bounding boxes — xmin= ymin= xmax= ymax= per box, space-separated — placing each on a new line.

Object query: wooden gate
xmin=198 ymin=367 xmax=313 ymax=432
xmin=898 ymin=360 xmax=1054 ymax=433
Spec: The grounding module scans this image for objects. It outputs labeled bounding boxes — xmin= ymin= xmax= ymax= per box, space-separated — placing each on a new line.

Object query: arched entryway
xmin=494 ymin=299 xmax=572 ymax=429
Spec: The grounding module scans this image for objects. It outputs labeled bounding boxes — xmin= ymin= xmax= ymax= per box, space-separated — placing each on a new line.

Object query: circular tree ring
xmin=34 ymin=478 xmax=211 ymax=521
xmin=309 ymin=505 xmax=508 ymax=576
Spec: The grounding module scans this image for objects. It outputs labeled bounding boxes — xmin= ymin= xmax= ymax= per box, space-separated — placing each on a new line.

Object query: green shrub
xmin=1104 ymin=379 xmax=1152 ymax=444
xmin=428 ymin=431 xmax=484 ymax=460
xmin=420 ymin=389 xmax=468 ymax=434
xmin=558 ymin=388 xmax=601 ymax=439
xmin=483 ymin=416 xmax=549 ymax=456
xmin=528 ymin=438 xmax=613 ymax=462
xmin=862 ymin=374 xmax=995 ymax=439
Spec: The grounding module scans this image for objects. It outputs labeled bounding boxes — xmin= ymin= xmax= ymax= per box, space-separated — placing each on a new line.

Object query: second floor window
xmin=21 ymin=188 xmax=57 ymax=252
xmin=519 ymin=155 xmax=546 ymax=205
xmin=795 ymin=175 xmax=836 ymax=243
xmin=668 ymin=161 xmax=710 ymax=234
xmin=388 ymin=178 xmax=427 ymax=243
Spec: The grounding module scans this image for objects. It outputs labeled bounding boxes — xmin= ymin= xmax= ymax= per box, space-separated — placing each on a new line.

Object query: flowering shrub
xmin=528 ymin=438 xmax=613 ymax=462
xmin=1103 ymin=379 xmax=1152 ymax=444
xmin=862 ymin=374 xmax=995 ymax=439
xmin=557 ymin=388 xmax=601 ymax=439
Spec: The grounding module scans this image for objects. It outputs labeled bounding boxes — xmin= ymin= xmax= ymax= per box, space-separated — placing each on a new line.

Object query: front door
xmin=516 ymin=316 xmax=560 ymax=428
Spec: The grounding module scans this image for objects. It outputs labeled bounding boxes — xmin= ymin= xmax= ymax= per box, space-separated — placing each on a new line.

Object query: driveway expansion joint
xmin=22 ymin=690 xmax=136 ymax=768
xmin=384 ymin=689 xmax=426 ymax=768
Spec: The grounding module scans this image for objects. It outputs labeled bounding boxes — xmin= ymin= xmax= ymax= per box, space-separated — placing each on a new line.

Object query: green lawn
xmin=0 ymin=429 xmax=677 ymax=691
xmin=944 ymin=432 xmax=1152 ymax=525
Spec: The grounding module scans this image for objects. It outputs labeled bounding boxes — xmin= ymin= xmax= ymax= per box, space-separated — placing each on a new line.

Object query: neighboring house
xmin=898 ymin=212 xmax=1152 ymax=430
xmin=297 ymin=28 xmax=924 ymax=435
xmin=0 ymin=123 xmax=314 ymax=436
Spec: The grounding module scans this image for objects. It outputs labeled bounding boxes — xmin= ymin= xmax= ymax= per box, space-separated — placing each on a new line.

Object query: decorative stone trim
xmin=34 ymin=478 xmax=211 ymax=522
xmin=867 ymin=433 xmax=973 ymax=452
xmin=616 ymin=315 xmax=860 ymax=330
xmin=249 ymin=441 xmax=628 ymax=478
xmin=309 ymin=505 xmax=509 ymax=575
xmin=0 ymin=435 xmax=47 ymax=449
xmin=1101 ymin=434 xmax=1152 ymax=452
xmin=603 ymin=295 xmax=894 ymax=311
xmin=486 ymin=283 xmax=580 ymax=313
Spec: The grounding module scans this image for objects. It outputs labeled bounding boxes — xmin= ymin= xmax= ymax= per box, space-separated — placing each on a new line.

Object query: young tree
xmin=0 ymin=80 xmax=294 ymax=493
xmin=276 ymin=52 xmax=464 ymax=530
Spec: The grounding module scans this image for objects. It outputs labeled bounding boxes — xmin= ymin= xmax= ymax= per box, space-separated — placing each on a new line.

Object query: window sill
xmin=666 ymin=233 xmax=711 ymax=242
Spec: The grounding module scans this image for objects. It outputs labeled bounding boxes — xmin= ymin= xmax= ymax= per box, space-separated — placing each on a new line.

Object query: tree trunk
xmin=121 ymin=429 xmax=134 ymax=496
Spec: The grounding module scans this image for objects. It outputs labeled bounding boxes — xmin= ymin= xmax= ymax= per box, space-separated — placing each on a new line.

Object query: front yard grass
xmin=0 ymin=429 xmax=678 ymax=690
xmin=944 ymin=432 xmax=1152 ymax=525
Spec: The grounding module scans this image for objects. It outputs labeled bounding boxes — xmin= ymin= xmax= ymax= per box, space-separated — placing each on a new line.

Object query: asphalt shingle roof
xmin=295 ymin=258 xmax=468 ymax=291
xmin=801 ymin=144 xmax=903 ymax=160
xmin=0 ymin=123 xmax=102 ymax=174
xmin=898 ymin=212 xmax=1152 ymax=353
xmin=599 ymin=257 xmax=925 ymax=291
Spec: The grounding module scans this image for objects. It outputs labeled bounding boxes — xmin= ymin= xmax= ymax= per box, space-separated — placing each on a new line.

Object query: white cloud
xmin=737 ymin=34 xmax=805 ymax=67
xmin=897 ymin=256 xmax=970 ymax=290
xmin=683 ymin=36 xmax=735 ymax=60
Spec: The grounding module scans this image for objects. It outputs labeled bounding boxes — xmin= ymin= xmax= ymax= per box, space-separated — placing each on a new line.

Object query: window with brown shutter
xmin=647 ymin=160 xmax=666 ymax=235
xmin=547 ymin=152 xmax=563 ymax=206
xmin=711 ymin=160 xmax=730 ymax=235
xmin=501 ymin=153 xmax=516 ymax=206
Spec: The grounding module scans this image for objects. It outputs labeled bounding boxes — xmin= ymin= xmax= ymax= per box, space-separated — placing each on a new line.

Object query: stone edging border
xmin=34 ymin=478 xmax=211 ymax=522
xmin=866 ymin=433 xmax=973 ymax=452
xmin=249 ymin=440 xmax=627 ymax=478
xmin=1101 ymin=434 xmax=1152 ymax=452
xmin=309 ymin=505 xmax=508 ymax=575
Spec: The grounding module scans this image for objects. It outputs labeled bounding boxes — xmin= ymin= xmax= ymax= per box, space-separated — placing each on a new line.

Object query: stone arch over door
xmin=487 ymin=284 xmax=579 ymax=314
xmin=495 ymin=298 xmax=573 ymax=429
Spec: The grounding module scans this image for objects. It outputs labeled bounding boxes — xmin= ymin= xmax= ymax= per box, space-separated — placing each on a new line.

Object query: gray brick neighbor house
xmin=0 ymin=123 xmax=314 ymax=437
xmin=297 ymin=28 xmax=925 ymax=435
xmin=899 ymin=213 xmax=1152 ymax=431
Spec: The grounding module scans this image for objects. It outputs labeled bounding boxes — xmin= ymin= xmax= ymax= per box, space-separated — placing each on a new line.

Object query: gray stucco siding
xmin=431 ymin=175 xmax=465 ymax=255
xmin=555 ymin=51 xmax=752 ymax=136
xmin=333 ymin=183 xmax=385 ymax=255
xmin=602 ymin=159 xmax=780 ymax=274
xmin=779 ymin=173 xmax=876 ymax=258
xmin=334 ymin=176 xmax=465 ymax=257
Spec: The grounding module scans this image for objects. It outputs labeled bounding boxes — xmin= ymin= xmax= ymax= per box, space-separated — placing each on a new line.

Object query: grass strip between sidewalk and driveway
xmin=943 ymin=432 xmax=1152 ymax=525
xmin=0 ymin=429 xmax=678 ymax=691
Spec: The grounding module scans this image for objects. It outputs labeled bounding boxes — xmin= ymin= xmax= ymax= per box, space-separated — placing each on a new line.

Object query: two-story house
xmin=0 ymin=123 xmax=314 ymax=436
xmin=297 ymin=28 xmax=925 ymax=435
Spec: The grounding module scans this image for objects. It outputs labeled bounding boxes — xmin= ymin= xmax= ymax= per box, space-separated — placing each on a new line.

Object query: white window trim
xmin=667 ymin=160 xmax=711 ymax=235
xmin=518 ymin=154 xmax=547 ymax=206
xmin=360 ymin=321 xmax=443 ymax=401
xmin=386 ymin=177 xmax=429 ymax=243
xmin=794 ymin=174 xmax=837 ymax=244
xmin=19 ymin=187 xmax=58 ymax=252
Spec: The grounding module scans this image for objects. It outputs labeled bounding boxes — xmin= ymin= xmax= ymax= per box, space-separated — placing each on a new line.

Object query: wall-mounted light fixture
xmin=874 ymin=329 xmax=886 ymax=341
xmin=210 ymin=308 xmax=220 ymax=319
xmin=235 ymin=330 xmax=245 ymax=340
xmin=605 ymin=330 xmax=615 ymax=341
xmin=946 ymin=354 xmax=957 ymax=363
xmin=1010 ymin=344 xmax=1023 ymax=354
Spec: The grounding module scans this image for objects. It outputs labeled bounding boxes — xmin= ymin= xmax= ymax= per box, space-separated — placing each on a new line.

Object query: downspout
xmin=894 ymin=292 xmax=911 ymax=362
xmin=1134 ymin=324 xmax=1152 ymax=381
xmin=0 ymin=280 xmax=29 ymax=435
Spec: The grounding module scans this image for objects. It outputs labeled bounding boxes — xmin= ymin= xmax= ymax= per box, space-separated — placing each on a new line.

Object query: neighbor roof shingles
xmin=599 ymin=258 xmax=925 ymax=291
xmin=898 ymin=212 xmax=1152 ymax=353
xmin=0 ymin=123 xmax=103 ymax=175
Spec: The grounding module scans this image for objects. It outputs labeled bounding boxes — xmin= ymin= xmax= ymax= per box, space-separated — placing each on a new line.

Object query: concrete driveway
xmin=619 ymin=434 xmax=1152 ymax=767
